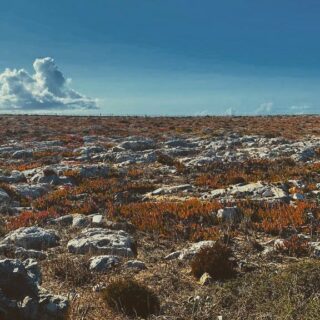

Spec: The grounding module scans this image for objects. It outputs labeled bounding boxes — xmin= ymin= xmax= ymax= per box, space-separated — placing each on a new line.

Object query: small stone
xmin=92 ymin=214 xmax=103 ymax=225
xmin=274 ymin=239 xmax=286 ymax=250
xmin=292 ymin=193 xmax=304 ymax=200
xmin=199 ymin=272 xmax=212 ymax=285
xmin=164 ymin=251 xmax=181 ymax=260
xmin=72 ymin=215 xmax=90 ymax=228
xmin=125 ymin=260 xmax=146 ymax=270
xmin=217 ymin=207 xmax=242 ymax=223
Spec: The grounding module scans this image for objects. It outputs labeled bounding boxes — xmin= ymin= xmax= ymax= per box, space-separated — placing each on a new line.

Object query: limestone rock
xmin=67 ymin=228 xmax=136 ymax=257
xmin=1 ymin=227 xmax=59 ymax=250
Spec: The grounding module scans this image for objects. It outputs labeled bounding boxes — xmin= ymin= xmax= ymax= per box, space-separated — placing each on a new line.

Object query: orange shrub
xmin=194 ymin=158 xmax=317 ymax=189
xmin=115 ymin=199 xmax=222 ymax=240
xmin=7 ymin=210 xmax=58 ymax=231
xmin=279 ymin=235 xmax=310 ymax=257
xmin=257 ymin=202 xmax=314 ymax=234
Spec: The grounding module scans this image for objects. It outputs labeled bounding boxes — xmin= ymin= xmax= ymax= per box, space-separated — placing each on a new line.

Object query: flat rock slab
xmin=12 ymin=184 xmax=51 ymax=199
xmin=89 ymin=255 xmax=120 ymax=272
xmin=165 ymin=240 xmax=216 ymax=260
xmin=67 ymin=228 xmax=136 ymax=257
xmin=1 ymin=227 xmax=60 ymax=251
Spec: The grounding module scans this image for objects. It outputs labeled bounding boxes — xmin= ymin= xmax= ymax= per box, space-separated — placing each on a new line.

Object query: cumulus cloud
xmin=0 ymin=57 xmax=97 ymax=110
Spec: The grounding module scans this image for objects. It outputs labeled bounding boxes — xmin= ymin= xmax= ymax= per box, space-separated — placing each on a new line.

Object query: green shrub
xmin=101 ymin=279 xmax=160 ymax=318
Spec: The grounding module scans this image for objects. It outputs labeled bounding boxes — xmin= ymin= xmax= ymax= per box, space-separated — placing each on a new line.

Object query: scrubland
xmin=0 ymin=115 xmax=319 ymax=319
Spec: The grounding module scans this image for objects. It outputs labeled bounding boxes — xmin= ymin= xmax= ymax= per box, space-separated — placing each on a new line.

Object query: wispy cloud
xmin=255 ymin=102 xmax=273 ymax=115
xmin=290 ymin=105 xmax=311 ymax=114
xmin=224 ymin=107 xmax=236 ymax=116
xmin=0 ymin=57 xmax=97 ymax=110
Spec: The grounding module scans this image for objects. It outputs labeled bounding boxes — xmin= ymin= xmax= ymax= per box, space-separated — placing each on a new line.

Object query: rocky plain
xmin=0 ymin=115 xmax=319 ymax=320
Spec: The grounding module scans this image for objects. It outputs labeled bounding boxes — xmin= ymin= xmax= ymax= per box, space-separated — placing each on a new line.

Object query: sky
xmin=0 ymin=0 xmax=319 ymax=115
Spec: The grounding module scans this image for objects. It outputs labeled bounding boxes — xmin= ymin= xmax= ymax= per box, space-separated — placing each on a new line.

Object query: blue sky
xmin=0 ymin=0 xmax=319 ymax=115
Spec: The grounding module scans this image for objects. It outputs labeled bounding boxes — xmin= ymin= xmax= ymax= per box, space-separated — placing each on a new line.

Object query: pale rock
xmin=199 ymin=272 xmax=212 ymax=285
xmin=89 ymin=255 xmax=120 ymax=272
xmin=67 ymin=228 xmax=136 ymax=257
xmin=1 ymin=227 xmax=59 ymax=250
xmin=217 ymin=207 xmax=242 ymax=223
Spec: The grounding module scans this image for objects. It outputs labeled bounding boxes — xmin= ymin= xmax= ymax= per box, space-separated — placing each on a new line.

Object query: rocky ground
xmin=0 ymin=115 xmax=319 ymax=319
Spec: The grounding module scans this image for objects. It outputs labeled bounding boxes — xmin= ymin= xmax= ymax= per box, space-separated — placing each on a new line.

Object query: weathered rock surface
xmin=0 ymin=171 xmax=26 ymax=184
xmin=125 ymin=260 xmax=147 ymax=270
xmin=151 ymin=184 xmax=193 ymax=196
xmin=12 ymin=184 xmax=51 ymax=199
xmin=1 ymin=227 xmax=59 ymax=250
xmin=67 ymin=228 xmax=136 ymax=257
xmin=117 ymin=138 xmax=155 ymax=151
xmin=216 ymin=207 xmax=242 ymax=223
xmin=0 ymin=259 xmax=68 ymax=320
xmin=165 ymin=240 xmax=216 ymax=260
xmin=89 ymin=255 xmax=120 ymax=272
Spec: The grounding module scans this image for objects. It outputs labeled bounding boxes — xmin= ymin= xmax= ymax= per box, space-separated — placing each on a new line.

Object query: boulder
xmin=117 ymin=139 xmax=155 ymax=151
xmin=1 ymin=227 xmax=59 ymax=250
xmin=0 ymin=258 xmax=68 ymax=320
xmin=78 ymin=164 xmax=109 ymax=178
xmin=12 ymin=184 xmax=51 ymax=199
xmin=0 ymin=171 xmax=26 ymax=184
xmin=67 ymin=228 xmax=136 ymax=257
xmin=12 ymin=150 xmax=33 ymax=159
xmin=30 ymin=168 xmax=72 ymax=186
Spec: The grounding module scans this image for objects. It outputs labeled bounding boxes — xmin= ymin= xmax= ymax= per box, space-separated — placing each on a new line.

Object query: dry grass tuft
xmin=101 ymin=278 xmax=160 ymax=318
xmin=46 ymin=255 xmax=94 ymax=287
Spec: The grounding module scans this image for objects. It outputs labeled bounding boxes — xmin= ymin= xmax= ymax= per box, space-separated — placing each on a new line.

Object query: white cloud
xmin=255 ymin=102 xmax=273 ymax=115
xmin=0 ymin=57 xmax=97 ymax=110
xmin=224 ymin=107 xmax=236 ymax=116
xmin=290 ymin=105 xmax=311 ymax=114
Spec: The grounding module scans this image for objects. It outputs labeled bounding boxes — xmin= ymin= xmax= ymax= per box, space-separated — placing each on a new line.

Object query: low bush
xmin=46 ymin=255 xmax=93 ymax=287
xmin=6 ymin=210 xmax=58 ymax=231
xmin=101 ymin=278 xmax=160 ymax=318
xmin=278 ymin=235 xmax=310 ymax=257
xmin=191 ymin=241 xmax=236 ymax=280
